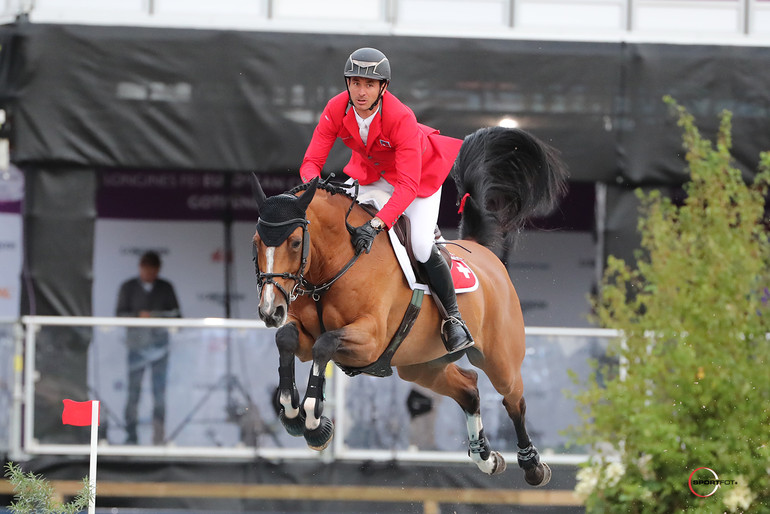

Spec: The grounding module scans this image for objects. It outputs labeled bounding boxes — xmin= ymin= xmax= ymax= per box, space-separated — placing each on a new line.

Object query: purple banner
xmin=97 ymin=170 xmax=302 ymax=221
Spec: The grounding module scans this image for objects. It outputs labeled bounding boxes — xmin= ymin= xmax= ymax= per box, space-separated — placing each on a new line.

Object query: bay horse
xmin=251 ymin=126 xmax=568 ymax=487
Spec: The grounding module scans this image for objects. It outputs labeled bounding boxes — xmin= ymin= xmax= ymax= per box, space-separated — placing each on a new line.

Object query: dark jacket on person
xmin=116 ymin=278 xmax=181 ymax=350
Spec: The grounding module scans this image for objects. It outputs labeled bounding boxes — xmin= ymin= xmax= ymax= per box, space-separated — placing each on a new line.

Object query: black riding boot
xmin=421 ymin=246 xmax=474 ymax=353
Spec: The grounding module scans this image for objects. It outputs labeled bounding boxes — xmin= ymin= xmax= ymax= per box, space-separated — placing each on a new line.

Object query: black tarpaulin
xmin=619 ymin=43 xmax=770 ymax=186
xmin=2 ymin=24 xmax=769 ymax=184
xmin=5 ymin=24 xmax=621 ymax=180
xmin=4 ymin=24 xmax=769 ymax=185
xmin=20 ymin=166 xmax=96 ymax=442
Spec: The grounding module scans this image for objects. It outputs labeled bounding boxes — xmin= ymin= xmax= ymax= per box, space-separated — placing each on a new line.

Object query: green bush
xmin=4 ymin=462 xmax=91 ymax=514
xmin=570 ymin=98 xmax=770 ymax=513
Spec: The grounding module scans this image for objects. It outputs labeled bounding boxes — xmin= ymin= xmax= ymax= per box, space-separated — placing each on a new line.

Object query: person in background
xmin=116 ymin=250 xmax=181 ymax=445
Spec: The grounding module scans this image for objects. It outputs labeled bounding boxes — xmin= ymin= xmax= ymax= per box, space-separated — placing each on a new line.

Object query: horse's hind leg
xmin=397 ymin=363 xmax=506 ymax=475
xmin=275 ymin=323 xmax=306 ymax=436
xmin=465 ymin=408 xmax=507 ymax=475
xmin=502 ymin=374 xmax=552 ymax=487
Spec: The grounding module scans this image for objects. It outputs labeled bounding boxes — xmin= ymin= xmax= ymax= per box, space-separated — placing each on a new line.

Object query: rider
xmin=299 ymin=47 xmax=474 ymax=354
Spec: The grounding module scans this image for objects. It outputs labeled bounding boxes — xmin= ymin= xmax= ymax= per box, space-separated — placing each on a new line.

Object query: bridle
xmin=254 ymin=215 xmax=310 ymax=304
xmin=254 ymin=180 xmax=365 ymax=307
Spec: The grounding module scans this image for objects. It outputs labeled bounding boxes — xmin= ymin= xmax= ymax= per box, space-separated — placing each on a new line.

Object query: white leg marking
xmin=466 ymin=412 xmax=496 ymax=474
xmin=279 ymin=390 xmax=299 ymax=418
xmin=304 ymin=397 xmax=320 ymax=430
xmin=303 ymin=363 xmax=323 ymax=430
xmin=466 ymin=412 xmax=483 ymax=441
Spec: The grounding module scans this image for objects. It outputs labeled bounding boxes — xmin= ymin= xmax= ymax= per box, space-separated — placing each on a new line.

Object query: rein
xmin=297 ymin=179 xmax=363 ymax=303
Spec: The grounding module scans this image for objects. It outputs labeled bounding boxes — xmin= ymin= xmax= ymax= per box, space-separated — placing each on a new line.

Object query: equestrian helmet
xmin=344 ymin=47 xmax=391 ymax=83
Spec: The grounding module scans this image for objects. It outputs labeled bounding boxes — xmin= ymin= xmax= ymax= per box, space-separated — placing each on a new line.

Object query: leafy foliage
xmin=571 ymin=98 xmax=770 ymax=512
xmin=4 ymin=462 xmax=92 ymax=514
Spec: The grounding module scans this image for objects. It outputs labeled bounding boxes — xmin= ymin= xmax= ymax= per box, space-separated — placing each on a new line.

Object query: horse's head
xmin=252 ymin=177 xmax=318 ymax=327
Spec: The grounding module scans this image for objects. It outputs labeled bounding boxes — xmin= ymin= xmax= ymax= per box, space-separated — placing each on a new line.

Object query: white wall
xmin=0 ymin=212 xmax=21 ymax=319
xmin=4 ymin=0 xmax=770 ymax=44
xmin=0 ymin=165 xmax=24 ymax=319
xmin=508 ymin=231 xmax=596 ymax=328
xmin=92 ymin=219 xmax=260 ymax=320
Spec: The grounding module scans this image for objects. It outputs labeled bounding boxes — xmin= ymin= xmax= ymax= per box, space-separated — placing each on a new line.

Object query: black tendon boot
xmin=421 ymin=246 xmax=474 ymax=353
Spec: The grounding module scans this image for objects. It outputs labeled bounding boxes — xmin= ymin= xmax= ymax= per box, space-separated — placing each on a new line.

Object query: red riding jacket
xmin=300 ymin=90 xmax=463 ymax=228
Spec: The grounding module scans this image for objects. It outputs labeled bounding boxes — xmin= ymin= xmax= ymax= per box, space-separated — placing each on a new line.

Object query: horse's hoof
xmin=490 ymin=451 xmax=507 ymax=475
xmin=279 ymin=408 xmax=306 ymax=437
xmin=525 ymin=462 xmax=552 ymax=487
xmin=304 ymin=416 xmax=334 ymax=451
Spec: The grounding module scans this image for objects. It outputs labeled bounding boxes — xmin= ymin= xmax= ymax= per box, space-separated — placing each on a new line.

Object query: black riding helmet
xmin=344 ymin=47 xmax=391 ymax=82
xmin=344 ymin=47 xmax=390 ymax=111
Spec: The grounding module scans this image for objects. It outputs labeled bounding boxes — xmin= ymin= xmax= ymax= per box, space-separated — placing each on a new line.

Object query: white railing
xmin=6 ymin=316 xmax=619 ymax=466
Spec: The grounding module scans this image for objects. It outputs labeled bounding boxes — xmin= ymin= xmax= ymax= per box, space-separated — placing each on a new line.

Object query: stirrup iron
xmin=440 ymin=316 xmax=474 ymax=353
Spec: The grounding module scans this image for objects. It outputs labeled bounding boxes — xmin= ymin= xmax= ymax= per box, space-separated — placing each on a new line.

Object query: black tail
xmin=452 ymin=126 xmax=569 ymax=248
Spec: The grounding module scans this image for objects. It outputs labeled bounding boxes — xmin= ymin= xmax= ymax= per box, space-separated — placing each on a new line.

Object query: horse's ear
xmin=296 ymin=177 xmax=318 ymax=212
xmin=251 ymin=172 xmax=267 ymax=213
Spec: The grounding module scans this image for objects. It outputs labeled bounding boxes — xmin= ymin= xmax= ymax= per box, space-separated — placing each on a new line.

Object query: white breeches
xmin=353 ymin=178 xmax=441 ymax=263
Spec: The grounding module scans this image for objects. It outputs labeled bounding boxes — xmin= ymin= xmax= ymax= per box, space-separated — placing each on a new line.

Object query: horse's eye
xmin=290 ymin=239 xmax=302 ymax=250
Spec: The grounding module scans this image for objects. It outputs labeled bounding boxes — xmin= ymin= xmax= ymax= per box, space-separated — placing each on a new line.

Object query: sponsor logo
xmin=186 ymin=194 xmax=257 ymax=211
xmin=120 ymin=247 xmax=170 ymax=258
xmin=116 ymin=81 xmax=192 ymax=103
xmin=197 ymin=292 xmax=247 ymax=307
xmin=211 ymin=249 xmax=233 ymax=263
xmin=520 ymin=300 xmax=548 ymax=312
xmin=0 ymin=287 xmax=11 ymax=299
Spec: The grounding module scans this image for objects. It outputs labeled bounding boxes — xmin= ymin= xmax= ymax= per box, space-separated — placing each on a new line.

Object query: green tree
xmin=4 ymin=462 xmax=92 ymax=514
xmin=571 ymin=98 xmax=770 ymax=513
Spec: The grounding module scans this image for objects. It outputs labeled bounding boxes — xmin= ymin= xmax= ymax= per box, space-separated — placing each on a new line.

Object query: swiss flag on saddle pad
xmin=449 ymin=255 xmax=478 ymax=293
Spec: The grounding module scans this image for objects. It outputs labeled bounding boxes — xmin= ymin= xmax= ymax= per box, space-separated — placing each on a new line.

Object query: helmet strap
xmin=368 ymin=81 xmax=388 ymax=111
xmin=345 ymin=77 xmax=353 ymax=107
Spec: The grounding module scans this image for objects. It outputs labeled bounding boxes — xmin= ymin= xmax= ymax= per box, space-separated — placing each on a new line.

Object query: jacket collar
xmin=343 ymin=92 xmax=386 ymax=151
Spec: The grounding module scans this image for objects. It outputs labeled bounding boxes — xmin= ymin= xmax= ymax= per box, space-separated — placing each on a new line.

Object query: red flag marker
xmin=62 ymin=399 xmax=100 ymax=427
xmin=61 ymin=399 xmax=101 ymax=514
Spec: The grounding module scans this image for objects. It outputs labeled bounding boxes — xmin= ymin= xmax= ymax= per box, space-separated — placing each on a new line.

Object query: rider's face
xmin=347 ymin=77 xmax=385 ymax=118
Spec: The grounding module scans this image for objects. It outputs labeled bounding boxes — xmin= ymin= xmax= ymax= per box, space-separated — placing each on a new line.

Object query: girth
xmin=335 ymin=288 xmax=424 ymax=378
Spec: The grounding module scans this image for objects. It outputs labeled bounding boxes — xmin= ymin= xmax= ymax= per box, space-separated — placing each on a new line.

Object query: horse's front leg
xmin=301 ymin=329 xmax=343 ymax=450
xmin=275 ymin=322 xmax=306 ymax=437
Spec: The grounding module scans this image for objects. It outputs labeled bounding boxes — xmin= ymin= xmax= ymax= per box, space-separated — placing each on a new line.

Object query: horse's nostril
xmin=274 ymin=304 xmax=286 ymax=321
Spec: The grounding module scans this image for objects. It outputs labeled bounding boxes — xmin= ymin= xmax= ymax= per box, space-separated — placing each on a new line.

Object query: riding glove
xmin=351 ymin=221 xmax=383 ymax=254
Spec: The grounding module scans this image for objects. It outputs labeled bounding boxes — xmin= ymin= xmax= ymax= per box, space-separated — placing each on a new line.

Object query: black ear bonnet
xmin=256 ymin=193 xmax=309 ymax=246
